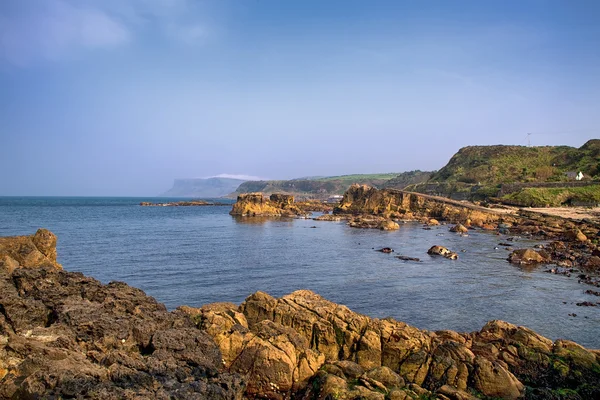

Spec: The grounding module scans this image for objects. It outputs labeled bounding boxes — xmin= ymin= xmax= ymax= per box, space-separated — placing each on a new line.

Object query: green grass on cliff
xmin=315 ymin=173 xmax=400 ymax=182
xmin=232 ymin=172 xmax=411 ymax=198
xmin=501 ymin=185 xmax=600 ymax=207
xmin=431 ymin=140 xmax=600 ymax=185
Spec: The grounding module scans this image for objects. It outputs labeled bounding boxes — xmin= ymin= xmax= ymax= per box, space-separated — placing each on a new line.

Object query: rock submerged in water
xmin=450 ymin=223 xmax=469 ymax=233
xmin=427 ymin=245 xmax=459 ymax=260
xmin=348 ymin=216 xmax=399 ymax=230
xmin=379 ymin=220 xmax=400 ymax=231
xmin=508 ymin=248 xmax=550 ymax=265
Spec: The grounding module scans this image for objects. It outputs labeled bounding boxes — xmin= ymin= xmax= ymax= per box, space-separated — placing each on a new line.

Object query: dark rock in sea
xmin=396 ymin=255 xmax=421 ymax=262
xmin=140 ymin=200 xmax=230 ymax=206
xmin=576 ymin=301 xmax=598 ymax=307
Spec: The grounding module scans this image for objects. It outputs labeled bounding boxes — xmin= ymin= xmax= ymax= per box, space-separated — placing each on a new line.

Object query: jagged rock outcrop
xmin=229 ymin=193 xmax=307 ymax=217
xmin=0 ymin=232 xmax=245 ymax=399
xmin=185 ymin=290 xmax=600 ymax=400
xmin=334 ymin=184 xmax=510 ymax=226
xmin=0 ymin=229 xmax=62 ymax=271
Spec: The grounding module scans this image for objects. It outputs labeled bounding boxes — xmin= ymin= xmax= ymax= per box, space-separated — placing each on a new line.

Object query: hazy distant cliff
xmin=161 ymin=177 xmax=246 ymax=198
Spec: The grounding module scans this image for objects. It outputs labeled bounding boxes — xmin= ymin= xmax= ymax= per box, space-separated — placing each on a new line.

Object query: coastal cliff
xmin=1 ymin=230 xmax=600 ymax=399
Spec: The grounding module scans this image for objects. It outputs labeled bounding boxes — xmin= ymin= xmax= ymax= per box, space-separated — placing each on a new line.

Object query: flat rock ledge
xmin=1 ymin=231 xmax=600 ymax=400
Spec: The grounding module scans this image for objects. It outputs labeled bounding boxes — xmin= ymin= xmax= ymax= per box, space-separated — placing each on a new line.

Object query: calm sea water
xmin=1 ymin=197 xmax=598 ymax=348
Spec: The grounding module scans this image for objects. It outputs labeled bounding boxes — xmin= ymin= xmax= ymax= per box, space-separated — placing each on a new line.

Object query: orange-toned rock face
xmin=230 ymin=192 xmax=307 ymax=217
xmin=0 ymin=229 xmax=62 ymax=271
xmin=334 ymin=184 xmax=508 ymax=225
xmin=194 ymin=290 xmax=600 ymax=400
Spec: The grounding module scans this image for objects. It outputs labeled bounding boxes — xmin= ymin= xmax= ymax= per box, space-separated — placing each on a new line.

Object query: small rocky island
xmin=230 ymin=193 xmax=309 ymax=217
xmin=1 ymin=229 xmax=600 ymax=399
xmin=140 ymin=200 xmax=230 ymax=206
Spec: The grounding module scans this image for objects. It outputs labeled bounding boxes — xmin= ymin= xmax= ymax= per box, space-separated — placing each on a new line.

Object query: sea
xmin=1 ymin=196 xmax=598 ymax=348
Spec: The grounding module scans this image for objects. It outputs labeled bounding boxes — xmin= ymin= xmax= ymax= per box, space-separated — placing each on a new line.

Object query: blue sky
xmin=1 ymin=0 xmax=599 ymax=195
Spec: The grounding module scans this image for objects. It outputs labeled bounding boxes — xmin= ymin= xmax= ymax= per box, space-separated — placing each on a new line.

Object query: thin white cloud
xmin=0 ymin=0 xmax=130 ymax=66
xmin=167 ymin=23 xmax=209 ymax=45
xmin=212 ymin=174 xmax=265 ymax=181
xmin=0 ymin=0 xmax=216 ymax=66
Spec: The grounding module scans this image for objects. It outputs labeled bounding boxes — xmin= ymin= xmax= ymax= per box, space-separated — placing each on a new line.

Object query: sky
xmin=1 ymin=0 xmax=599 ymax=196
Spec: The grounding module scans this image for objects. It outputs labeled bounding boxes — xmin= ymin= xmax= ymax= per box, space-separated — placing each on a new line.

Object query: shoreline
xmin=1 ymin=232 xmax=599 ymax=399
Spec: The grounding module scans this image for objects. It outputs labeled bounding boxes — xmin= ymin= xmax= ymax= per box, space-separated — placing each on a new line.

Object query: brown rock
xmin=507 ymin=248 xmax=550 ymax=265
xmin=379 ymin=220 xmax=400 ymax=230
xmin=583 ymin=256 xmax=600 ymax=271
xmin=229 ymin=192 xmax=306 ymax=217
xmin=450 ymin=223 xmax=469 ymax=233
xmin=228 ymin=320 xmax=324 ymax=397
xmin=427 ymin=246 xmax=459 ymax=260
xmin=0 ymin=229 xmax=62 ymax=270
xmin=472 ymin=356 xmax=524 ymax=399
xmin=564 ymin=229 xmax=588 ymax=242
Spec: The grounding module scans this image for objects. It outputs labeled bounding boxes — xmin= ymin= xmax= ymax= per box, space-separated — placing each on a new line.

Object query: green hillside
xmin=382 ymin=170 xmax=433 ymax=189
xmin=405 ymin=140 xmax=600 ymax=203
xmin=230 ymin=172 xmax=418 ymax=199
xmin=431 ymin=140 xmax=600 ymax=185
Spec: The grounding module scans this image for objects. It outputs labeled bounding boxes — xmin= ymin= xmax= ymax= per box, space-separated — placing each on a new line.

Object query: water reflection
xmin=231 ymin=215 xmax=296 ymax=225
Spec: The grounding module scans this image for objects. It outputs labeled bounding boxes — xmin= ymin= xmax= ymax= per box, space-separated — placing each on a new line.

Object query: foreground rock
xmin=3 ymin=230 xmax=600 ymax=399
xmin=184 ymin=290 xmax=600 ymax=400
xmin=0 ymin=233 xmax=244 ymax=399
xmin=230 ymin=193 xmax=307 ymax=217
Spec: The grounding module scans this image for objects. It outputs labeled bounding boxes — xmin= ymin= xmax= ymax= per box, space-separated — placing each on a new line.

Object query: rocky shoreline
xmin=232 ymin=185 xmax=600 ymax=291
xmin=1 ymin=230 xmax=600 ymax=399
